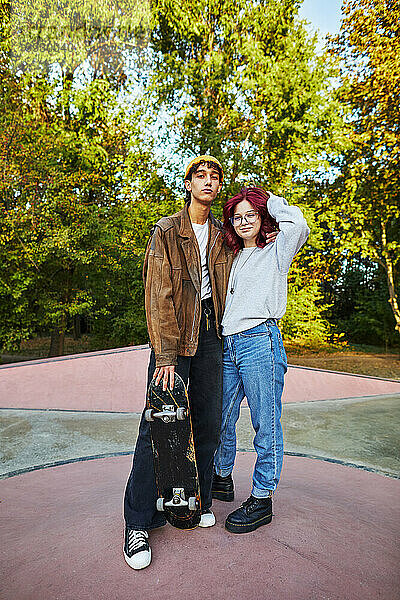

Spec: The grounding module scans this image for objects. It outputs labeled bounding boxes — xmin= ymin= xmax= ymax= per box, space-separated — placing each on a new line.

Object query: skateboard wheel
xmin=188 ymin=497 xmax=197 ymax=511
xmin=156 ymin=498 xmax=165 ymax=512
xmin=176 ymin=407 xmax=187 ymax=421
xmin=145 ymin=409 xmax=154 ymax=422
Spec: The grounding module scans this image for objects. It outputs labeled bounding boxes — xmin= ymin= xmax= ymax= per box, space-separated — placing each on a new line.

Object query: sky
xmin=298 ymin=0 xmax=343 ymax=42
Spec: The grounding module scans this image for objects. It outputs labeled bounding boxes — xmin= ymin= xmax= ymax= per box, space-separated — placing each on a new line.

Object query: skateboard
xmin=145 ymin=372 xmax=201 ymax=529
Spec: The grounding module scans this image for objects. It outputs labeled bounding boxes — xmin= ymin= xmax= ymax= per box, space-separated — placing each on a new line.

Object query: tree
xmin=146 ymin=0 xmax=345 ymax=201
xmin=325 ymin=254 xmax=398 ymax=348
xmin=328 ymin=0 xmax=400 ymax=335
xmin=0 ymin=1 xmax=176 ymax=355
xmin=0 ymin=65 xmax=122 ymax=351
xmin=1 ymin=0 xmax=151 ymax=79
xmin=138 ymin=0 xmax=347 ymax=345
xmin=3 ymin=0 xmax=368 ymax=354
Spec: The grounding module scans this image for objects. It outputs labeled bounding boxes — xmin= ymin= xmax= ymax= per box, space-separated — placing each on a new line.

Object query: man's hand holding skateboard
xmin=153 ymin=366 xmax=175 ymax=391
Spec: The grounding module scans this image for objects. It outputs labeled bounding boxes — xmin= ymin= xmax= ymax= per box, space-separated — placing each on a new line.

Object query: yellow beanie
xmin=184 ymin=155 xmax=224 ymax=182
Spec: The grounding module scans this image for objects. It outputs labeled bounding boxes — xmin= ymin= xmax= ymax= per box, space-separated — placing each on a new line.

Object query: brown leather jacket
xmin=143 ymin=203 xmax=234 ymax=367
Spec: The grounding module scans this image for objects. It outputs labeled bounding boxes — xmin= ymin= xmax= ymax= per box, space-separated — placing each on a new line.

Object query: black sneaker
xmin=212 ymin=470 xmax=234 ymax=502
xmin=225 ymin=495 xmax=272 ymax=534
xmin=123 ymin=527 xmax=151 ymax=569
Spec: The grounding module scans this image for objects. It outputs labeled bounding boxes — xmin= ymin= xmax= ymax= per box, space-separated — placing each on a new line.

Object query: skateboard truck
xmin=145 ymin=405 xmax=188 ymax=423
xmin=157 ymin=488 xmax=198 ymax=512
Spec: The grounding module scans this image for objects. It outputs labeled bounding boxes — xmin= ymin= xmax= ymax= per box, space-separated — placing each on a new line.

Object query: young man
xmin=123 ymin=155 xmax=233 ymax=570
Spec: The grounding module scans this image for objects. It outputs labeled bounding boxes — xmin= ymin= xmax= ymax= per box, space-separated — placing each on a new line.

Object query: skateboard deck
xmin=146 ymin=373 xmax=201 ymax=529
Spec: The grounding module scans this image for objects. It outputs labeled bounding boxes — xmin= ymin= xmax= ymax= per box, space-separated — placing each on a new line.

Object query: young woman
xmin=212 ymin=187 xmax=310 ymax=533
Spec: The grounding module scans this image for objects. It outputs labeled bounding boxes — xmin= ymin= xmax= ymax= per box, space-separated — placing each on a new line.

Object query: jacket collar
xmin=178 ymin=202 xmax=222 ymax=238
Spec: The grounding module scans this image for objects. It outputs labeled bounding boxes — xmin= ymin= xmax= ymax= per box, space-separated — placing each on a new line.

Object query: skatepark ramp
xmin=1 ymin=345 xmax=399 ymax=412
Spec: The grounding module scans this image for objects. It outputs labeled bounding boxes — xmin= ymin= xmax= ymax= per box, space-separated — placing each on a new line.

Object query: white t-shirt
xmin=192 ymin=221 xmax=212 ymax=300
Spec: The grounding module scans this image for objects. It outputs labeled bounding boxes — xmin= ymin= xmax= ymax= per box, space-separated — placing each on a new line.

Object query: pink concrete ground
xmin=1 ymin=453 xmax=399 ymax=600
xmin=1 ymin=345 xmax=400 ymax=412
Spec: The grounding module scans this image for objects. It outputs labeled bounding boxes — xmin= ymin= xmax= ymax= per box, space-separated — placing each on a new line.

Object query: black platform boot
xmin=225 ymin=495 xmax=272 ymax=533
xmin=212 ymin=470 xmax=234 ymax=502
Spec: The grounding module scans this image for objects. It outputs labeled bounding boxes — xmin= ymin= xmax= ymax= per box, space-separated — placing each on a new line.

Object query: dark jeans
xmin=124 ymin=300 xmax=223 ymax=530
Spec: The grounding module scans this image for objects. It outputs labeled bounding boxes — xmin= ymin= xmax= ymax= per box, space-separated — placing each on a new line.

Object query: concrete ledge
xmin=1 ymin=345 xmax=399 ymax=412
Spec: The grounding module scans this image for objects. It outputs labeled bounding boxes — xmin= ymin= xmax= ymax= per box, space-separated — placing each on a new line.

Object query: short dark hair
xmin=184 ymin=160 xmax=223 ymax=203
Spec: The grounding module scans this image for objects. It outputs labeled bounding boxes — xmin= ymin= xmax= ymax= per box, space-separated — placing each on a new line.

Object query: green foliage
xmin=279 ymin=187 xmax=340 ymax=346
xmin=0 ymin=53 xmax=175 ymax=353
xmin=327 ymin=0 xmax=400 ymax=335
xmin=2 ymin=0 xmax=398 ymax=357
xmin=325 ymin=255 xmax=398 ymax=347
xmin=1 ymin=0 xmax=151 ymax=83
xmin=146 ymin=0 xmax=346 ymax=204
xmin=139 ymin=0 xmax=348 ymax=348
xmin=281 ymin=273 xmax=331 ymax=345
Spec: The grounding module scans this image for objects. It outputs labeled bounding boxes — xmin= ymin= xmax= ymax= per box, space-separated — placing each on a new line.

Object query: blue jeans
xmin=214 ymin=320 xmax=287 ymax=497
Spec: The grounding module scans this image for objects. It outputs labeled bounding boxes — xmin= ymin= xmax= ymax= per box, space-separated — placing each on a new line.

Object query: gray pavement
xmin=1 ymin=394 xmax=399 ymax=479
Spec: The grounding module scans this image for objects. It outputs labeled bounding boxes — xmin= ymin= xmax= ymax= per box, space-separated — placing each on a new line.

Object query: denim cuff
xmin=216 ymin=467 xmax=233 ymax=478
xmin=125 ymin=519 xmax=166 ymax=532
xmin=252 ymin=486 xmax=274 ymax=499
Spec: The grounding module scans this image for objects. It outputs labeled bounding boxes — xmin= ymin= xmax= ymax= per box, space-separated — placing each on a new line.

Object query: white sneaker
xmin=199 ymin=509 xmax=216 ymax=528
xmin=123 ymin=528 xmax=151 ymax=569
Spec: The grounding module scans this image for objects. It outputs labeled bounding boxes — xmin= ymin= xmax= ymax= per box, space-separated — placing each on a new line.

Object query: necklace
xmin=229 ymin=247 xmax=258 ymax=294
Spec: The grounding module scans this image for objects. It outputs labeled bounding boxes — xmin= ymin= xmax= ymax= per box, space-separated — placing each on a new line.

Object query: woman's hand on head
xmin=266 ymin=230 xmax=278 ymax=244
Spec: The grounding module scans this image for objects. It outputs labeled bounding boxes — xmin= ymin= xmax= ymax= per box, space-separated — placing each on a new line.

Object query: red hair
xmin=223 ymin=187 xmax=278 ymax=254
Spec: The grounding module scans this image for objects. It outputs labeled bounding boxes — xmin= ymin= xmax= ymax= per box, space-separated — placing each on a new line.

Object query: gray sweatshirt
xmin=221 ymin=193 xmax=310 ymax=336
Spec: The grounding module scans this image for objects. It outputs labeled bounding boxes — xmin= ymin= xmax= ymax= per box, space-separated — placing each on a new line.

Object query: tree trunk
xmin=384 ymin=257 xmax=400 ymax=335
xmin=73 ymin=315 xmax=81 ymax=340
xmin=48 ymin=315 xmax=66 ymax=357
xmin=48 ymin=328 xmax=65 ymax=357
xmin=380 ymin=219 xmax=400 ymax=335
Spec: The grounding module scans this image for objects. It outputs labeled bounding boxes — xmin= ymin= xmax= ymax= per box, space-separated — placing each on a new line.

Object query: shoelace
xmin=242 ymin=496 xmax=268 ymax=512
xmin=127 ymin=530 xmax=148 ymax=554
xmin=241 ymin=495 xmax=271 ymax=512
xmin=241 ymin=497 xmax=257 ymax=511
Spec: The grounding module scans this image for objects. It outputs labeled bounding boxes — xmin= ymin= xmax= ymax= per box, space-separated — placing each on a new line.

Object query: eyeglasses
xmin=229 ymin=211 xmax=259 ymax=226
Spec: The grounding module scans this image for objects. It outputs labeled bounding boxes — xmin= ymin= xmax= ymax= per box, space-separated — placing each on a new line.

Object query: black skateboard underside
xmin=147 ymin=374 xmax=201 ymax=529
